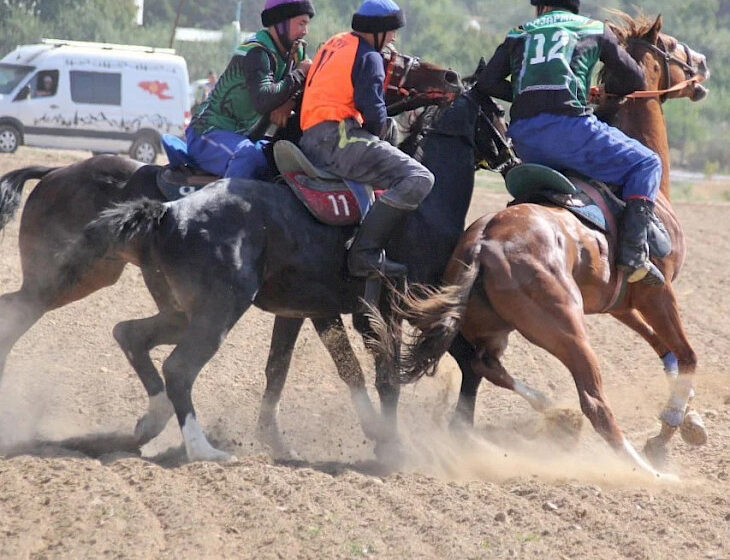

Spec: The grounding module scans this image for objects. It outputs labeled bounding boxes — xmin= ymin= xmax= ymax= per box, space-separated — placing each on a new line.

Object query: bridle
xmin=382 ymin=47 xmax=461 ymax=114
xmin=624 ymin=35 xmax=703 ymax=101
xmin=383 ymin=48 xmax=418 ymax=97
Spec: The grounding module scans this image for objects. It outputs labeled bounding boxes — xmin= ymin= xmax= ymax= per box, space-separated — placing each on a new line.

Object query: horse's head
xmin=397 ymin=58 xmax=516 ymax=175
xmin=607 ymin=14 xmax=710 ymax=103
xmin=382 ymin=46 xmax=463 ymax=115
xmin=471 ymin=88 xmax=519 ymax=175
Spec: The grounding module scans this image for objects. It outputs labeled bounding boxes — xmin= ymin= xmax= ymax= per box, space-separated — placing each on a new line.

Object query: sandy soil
xmin=1 ymin=147 xmax=729 ymax=559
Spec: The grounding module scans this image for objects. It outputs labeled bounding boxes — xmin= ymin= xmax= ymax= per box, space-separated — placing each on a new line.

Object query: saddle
xmin=157 ymin=134 xmax=218 ymax=201
xmin=273 ymin=140 xmax=383 ymax=226
xmin=158 ymin=135 xmax=382 ymax=227
xmin=504 ymin=163 xmax=671 ymax=259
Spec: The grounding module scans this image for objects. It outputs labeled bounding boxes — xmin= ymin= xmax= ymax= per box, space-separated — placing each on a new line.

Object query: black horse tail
xmin=89 ymin=197 xmax=167 ymax=246
xmin=59 ymin=198 xmax=167 ymax=290
xmin=369 ymin=238 xmax=485 ymax=385
xmin=0 ymin=166 xmax=58 ymax=232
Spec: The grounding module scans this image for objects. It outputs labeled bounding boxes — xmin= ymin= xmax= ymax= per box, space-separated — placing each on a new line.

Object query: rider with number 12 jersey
xmin=478 ymin=0 xmax=665 ymax=285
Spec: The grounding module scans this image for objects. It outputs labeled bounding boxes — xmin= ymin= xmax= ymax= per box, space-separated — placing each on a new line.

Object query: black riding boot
xmin=618 ymin=198 xmax=665 ymax=285
xmin=348 ymin=199 xmax=409 ymax=277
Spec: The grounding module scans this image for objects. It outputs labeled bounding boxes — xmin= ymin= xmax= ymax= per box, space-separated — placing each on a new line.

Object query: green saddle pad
xmin=504 ymin=163 xmax=578 ymax=199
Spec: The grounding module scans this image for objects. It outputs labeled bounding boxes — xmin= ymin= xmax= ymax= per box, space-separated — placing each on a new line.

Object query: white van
xmin=0 ymin=39 xmax=190 ymax=163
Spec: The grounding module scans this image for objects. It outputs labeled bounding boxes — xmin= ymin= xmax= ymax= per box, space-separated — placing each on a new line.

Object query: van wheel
xmin=129 ymin=134 xmax=159 ymax=163
xmin=0 ymin=124 xmax=21 ymax=153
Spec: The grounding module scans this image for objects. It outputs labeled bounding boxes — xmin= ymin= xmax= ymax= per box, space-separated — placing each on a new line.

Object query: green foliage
xmin=0 ymin=0 xmax=727 ymax=171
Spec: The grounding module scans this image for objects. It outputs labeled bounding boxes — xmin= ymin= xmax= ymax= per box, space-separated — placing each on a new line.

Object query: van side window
xmin=33 ymin=70 xmax=59 ymax=98
xmin=70 ymin=71 xmax=121 ymax=105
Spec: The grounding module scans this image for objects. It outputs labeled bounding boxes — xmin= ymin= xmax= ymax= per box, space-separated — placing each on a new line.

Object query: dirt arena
xmin=1 ymin=148 xmax=728 ymax=559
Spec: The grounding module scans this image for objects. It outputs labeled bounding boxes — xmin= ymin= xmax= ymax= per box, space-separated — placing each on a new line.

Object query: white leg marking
xmin=513 ymin=379 xmax=553 ymax=412
xmin=134 ymin=392 xmax=175 ymax=443
xmin=621 ymin=439 xmax=678 ymax=481
xmin=181 ymin=414 xmax=235 ymax=462
xmin=660 ymin=374 xmax=694 ymax=426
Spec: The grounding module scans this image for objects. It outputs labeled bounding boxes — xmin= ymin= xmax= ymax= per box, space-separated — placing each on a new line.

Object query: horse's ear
xmin=476 ymin=57 xmax=487 ymax=74
xmin=645 ymin=14 xmax=663 ymax=44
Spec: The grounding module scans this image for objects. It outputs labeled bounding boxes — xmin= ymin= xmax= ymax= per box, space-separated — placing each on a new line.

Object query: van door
xmin=11 ymin=70 xmax=71 ymax=149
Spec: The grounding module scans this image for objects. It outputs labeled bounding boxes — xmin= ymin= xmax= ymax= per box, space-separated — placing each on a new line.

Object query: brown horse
xmin=380 ymin=15 xmax=710 ymax=477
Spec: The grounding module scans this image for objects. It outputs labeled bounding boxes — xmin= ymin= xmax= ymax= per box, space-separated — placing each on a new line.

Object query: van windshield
xmin=0 ymin=63 xmax=34 ymax=94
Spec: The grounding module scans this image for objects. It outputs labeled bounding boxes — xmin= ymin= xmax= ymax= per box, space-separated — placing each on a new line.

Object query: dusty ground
xmin=0 ymin=147 xmax=728 ymax=559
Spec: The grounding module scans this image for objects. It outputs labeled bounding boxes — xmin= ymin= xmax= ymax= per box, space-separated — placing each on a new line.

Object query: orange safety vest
xmin=300 ymin=32 xmax=365 ymax=131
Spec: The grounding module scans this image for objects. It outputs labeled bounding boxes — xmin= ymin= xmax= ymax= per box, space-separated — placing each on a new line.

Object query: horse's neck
xmin=618 ymin=98 xmax=671 ymax=200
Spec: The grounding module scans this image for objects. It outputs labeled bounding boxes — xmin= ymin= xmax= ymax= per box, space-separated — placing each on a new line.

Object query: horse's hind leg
xmin=256 ymin=316 xmax=305 ymax=459
xmin=312 ymin=316 xmax=381 ymax=441
xmin=353 ymin=313 xmax=400 ymax=435
xmin=450 ymin=331 xmax=554 ymax=432
xmin=489 ymin=290 xmax=664 ymax=477
xmin=0 ymin=290 xmax=45 ymax=380
xmin=163 ymin=290 xmax=252 ymax=462
xmin=449 ymin=334 xmax=483 ymax=430
xmin=113 ymin=310 xmax=188 ymax=445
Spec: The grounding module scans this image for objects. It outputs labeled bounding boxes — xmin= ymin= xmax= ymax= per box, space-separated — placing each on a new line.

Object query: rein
xmin=590 ymin=36 xmax=703 ymax=102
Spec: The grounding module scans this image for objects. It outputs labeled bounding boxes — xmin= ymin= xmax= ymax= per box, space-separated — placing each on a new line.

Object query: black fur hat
xmin=261 ymin=0 xmax=315 ymax=27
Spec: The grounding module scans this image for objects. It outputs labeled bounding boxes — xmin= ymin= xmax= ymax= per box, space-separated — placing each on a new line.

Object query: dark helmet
xmin=261 ymin=0 xmax=315 ymax=27
xmin=352 ymin=0 xmax=405 ymax=33
xmin=530 ymin=0 xmax=580 ymax=14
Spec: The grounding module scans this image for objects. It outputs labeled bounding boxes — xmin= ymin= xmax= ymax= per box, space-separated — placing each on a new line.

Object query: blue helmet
xmin=352 ymin=0 xmax=405 ymax=33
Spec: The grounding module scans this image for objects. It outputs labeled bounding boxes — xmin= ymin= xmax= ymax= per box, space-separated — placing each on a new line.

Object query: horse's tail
xmin=369 ymin=219 xmax=489 ymax=384
xmin=0 ymin=166 xmax=58 ymax=232
xmin=89 ymin=197 xmax=167 ymax=246
xmin=59 ymin=198 xmax=167 ymax=289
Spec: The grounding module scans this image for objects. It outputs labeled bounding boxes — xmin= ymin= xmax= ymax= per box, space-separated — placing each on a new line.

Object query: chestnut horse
xmin=383 ymin=15 xmax=710 ymax=477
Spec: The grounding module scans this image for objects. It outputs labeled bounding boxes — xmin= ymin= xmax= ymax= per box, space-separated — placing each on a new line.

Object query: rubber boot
xmin=348 ymin=199 xmax=408 ymax=277
xmin=618 ymin=198 xmax=665 ymax=285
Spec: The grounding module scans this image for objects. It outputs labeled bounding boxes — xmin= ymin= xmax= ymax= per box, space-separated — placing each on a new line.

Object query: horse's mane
xmin=595 ymin=11 xmax=656 ymax=123
xmin=397 ymin=104 xmax=450 ymax=160
xmin=605 ymin=11 xmax=656 ymax=45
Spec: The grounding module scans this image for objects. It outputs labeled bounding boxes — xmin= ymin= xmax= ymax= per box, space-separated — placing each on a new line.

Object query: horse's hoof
xmin=134 ymin=393 xmax=175 ymax=445
xmin=270 ymin=445 xmax=302 ymax=462
xmin=187 ymin=448 xmax=237 ymax=463
xmin=374 ymin=436 xmax=405 ymax=468
xmin=256 ymin=422 xmax=301 ymax=460
xmin=680 ymin=410 xmax=708 ymax=446
xmin=643 ymin=436 xmax=669 ymax=470
xmin=543 ymin=408 xmax=583 ymax=450
xmin=134 ymin=416 xmax=159 ymax=446
xmin=134 ymin=413 xmax=169 ymax=446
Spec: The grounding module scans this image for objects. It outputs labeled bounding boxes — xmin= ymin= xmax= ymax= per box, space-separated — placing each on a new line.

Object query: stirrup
xmin=625 ymin=261 xmax=665 ymax=285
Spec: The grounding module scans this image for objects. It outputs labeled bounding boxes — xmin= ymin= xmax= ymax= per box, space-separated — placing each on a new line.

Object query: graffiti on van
xmin=138 ymin=80 xmax=174 ymax=100
xmin=31 ymin=111 xmax=183 ymax=134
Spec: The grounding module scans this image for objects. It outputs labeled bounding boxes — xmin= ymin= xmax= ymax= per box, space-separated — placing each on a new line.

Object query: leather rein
xmin=591 ymin=36 xmax=703 ymax=102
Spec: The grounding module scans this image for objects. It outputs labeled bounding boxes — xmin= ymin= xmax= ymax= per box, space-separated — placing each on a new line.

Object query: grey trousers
xmin=299 ymin=119 xmax=434 ymax=211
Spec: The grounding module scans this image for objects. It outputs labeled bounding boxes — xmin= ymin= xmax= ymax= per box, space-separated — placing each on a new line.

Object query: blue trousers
xmin=185 ymin=127 xmax=269 ymax=179
xmin=508 ymin=113 xmax=661 ymax=201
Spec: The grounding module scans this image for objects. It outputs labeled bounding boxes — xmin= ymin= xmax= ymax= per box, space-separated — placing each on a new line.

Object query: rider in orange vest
xmin=299 ymin=0 xmax=434 ymax=278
